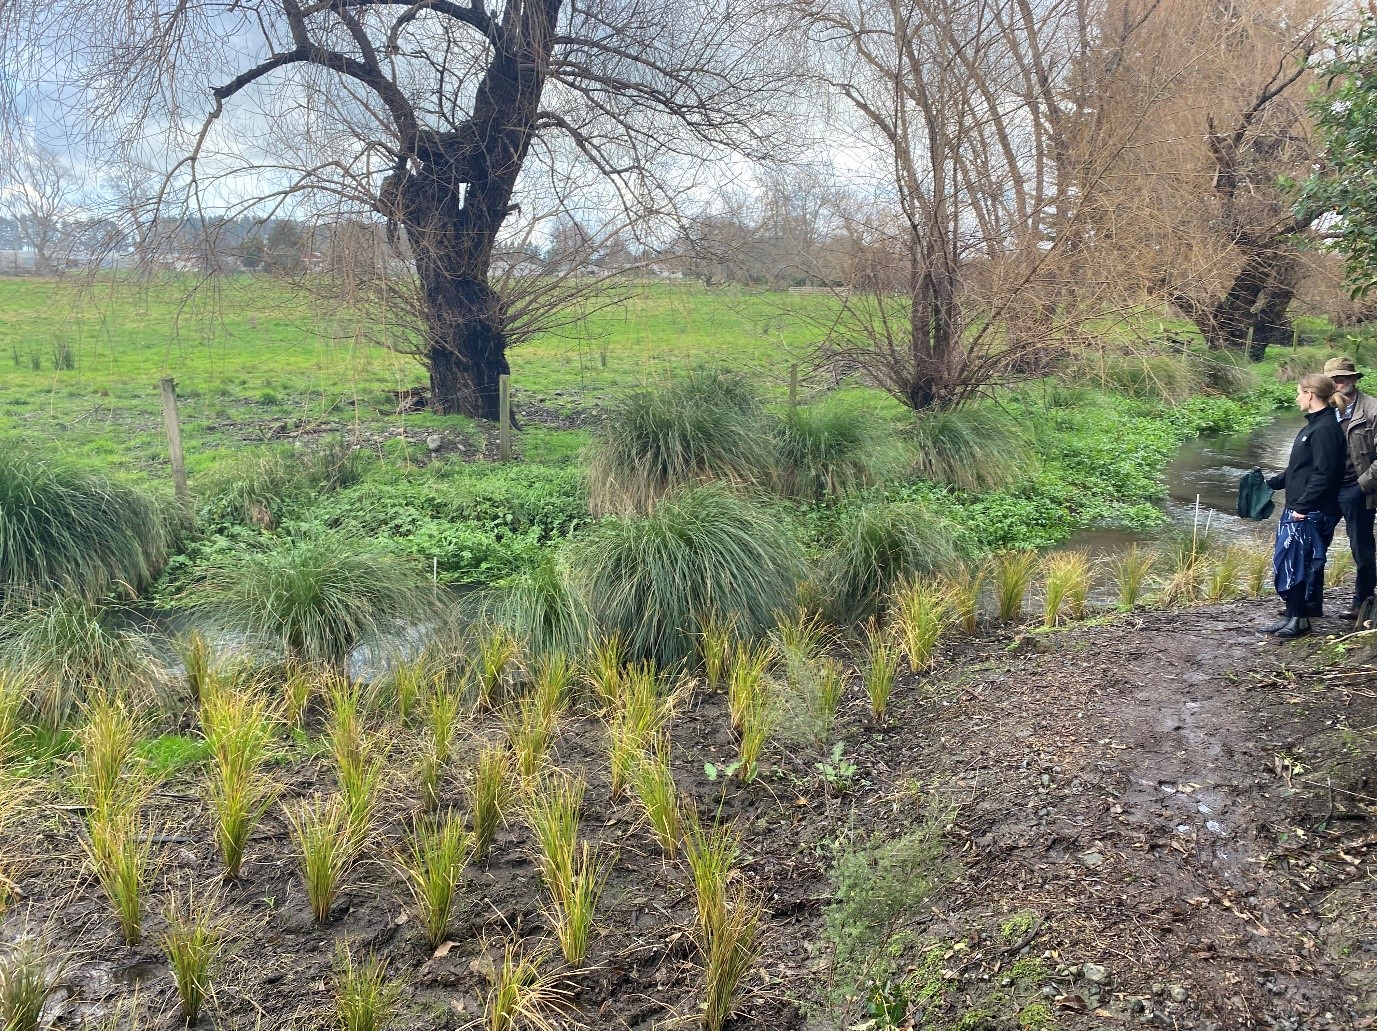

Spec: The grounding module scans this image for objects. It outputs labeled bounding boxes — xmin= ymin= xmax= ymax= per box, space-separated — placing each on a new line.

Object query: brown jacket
xmin=1340 ymin=389 xmax=1377 ymax=509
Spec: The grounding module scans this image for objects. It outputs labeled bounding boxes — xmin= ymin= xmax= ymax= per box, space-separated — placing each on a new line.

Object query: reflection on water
xmin=1065 ymin=413 xmax=1309 ymax=556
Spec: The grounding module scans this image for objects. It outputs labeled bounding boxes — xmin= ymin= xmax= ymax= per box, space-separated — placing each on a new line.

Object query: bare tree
xmin=0 ymin=145 xmax=83 ymax=274
xmin=2 ymin=1 xmax=785 ymax=417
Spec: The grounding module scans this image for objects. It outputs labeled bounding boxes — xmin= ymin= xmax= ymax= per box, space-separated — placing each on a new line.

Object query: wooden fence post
xmin=498 ymin=374 xmax=512 ymax=462
xmin=160 ymin=377 xmax=189 ymax=506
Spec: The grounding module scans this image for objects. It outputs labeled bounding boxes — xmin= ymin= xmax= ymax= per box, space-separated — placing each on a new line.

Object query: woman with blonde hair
xmin=1262 ymin=373 xmax=1347 ymax=638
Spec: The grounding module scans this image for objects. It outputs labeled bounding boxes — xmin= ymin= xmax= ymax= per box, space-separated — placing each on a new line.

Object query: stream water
xmin=1065 ymin=412 xmax=1306 ymax=555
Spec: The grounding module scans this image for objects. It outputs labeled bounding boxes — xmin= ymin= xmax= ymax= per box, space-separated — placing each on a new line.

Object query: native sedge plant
xmin=287 ymin=794 xmax=359 ymax=923
xmin=380 ymin=656 xmax=430 ymax=725
xmin=334 ymin=946 xmax=402 ymax=1031
xmin=1110 ymin=546 xmax=1158 ymax=611
xmin=1327 ymin=546 xmax=1356 ymax=589
xmin=811 ymin=658 xmax=846 ymax=748
xmin=822 ymin=500 xmax=960 ymax=623
xmin=631 ymin=745 xmax=682 ymax=858
xmin=605 ymin=663 xmax=681 ymax=800
xmin=942 ymin=561 xmax=986 ymax=634
xmin=1161 ymin=512 xmax=1217 ymax=607
xmin=1041 ymin=551 xmax=1092 ymax=628
xmin=583 ymin=632 xmax=626 ymax=713
xmin=83 ymin=796 xmax=154 ymax=945
xmin=727 ymin=640 xmax=774 ymax=734
xmin=476 ymin=628 xmax=518 ymax=710
xmin=76 ymin=692 xmax=140 ymax=820
xmin=1203 ymin=549 xmax=1244 ymax=603
xmin=161 ymin=888 xmax=225 ymax=1026
xmin=735 ymin=691 xmax=773 ymax=783
xmin=0 ymin=449 xmax=170 ymax=605
xmin=0 ymin=774 xmax=34 ymax=916
xmin=862 ymin=622 xmax=899 ymax=723
xmin=485 ymin=940 xmax=575 ymax=1031
xmin=697 ymin=612 xmax=736 ymax=693
xmin=891 ymin=580 xmax=952 ymax=674
xmin=502 ymin=688 xmax=559 ymax=782
xmin=572 ymin=485 xmax=805 ymax=668
xmin=769 ymin=398 xmax=902 ymax=501
xmin=469 ymin=741 xmax=512 ymax=861
xmin=992 ymin=551 xmax=1037 ymax=623
xmin=200 ymin=683 xmax=279 ymax=879
xmin=327 ymin=679 xmax=388 ymax=845
xmin=773 ymin=609 xmax=827 ymax=690
xmin=907 ymin=406 xmax=1032 ymax=492
xmin=531 ymin=652 xmax=575 ymax=720
xmin=683 ymin=805 xmax=741 ymax=949
xmin=490 ymin=553 xmax=591 ymax=662
xmin=0 ymin=939 xmax=60 ymax=1031
xmin=282 ymin=662 xmax=315 ymax=729
xmin=545 ymin=840 xmax=610 ymax=966
xmin=523 ymin=770 xmax=584 ymax=900
xmin=174 ymin=630 xmax=215 ymax=709
xmin=398 ymin=813 xmax=475 ymax=950
xmin=0 ymin=597 xmax=162 ymax=725
xmin=702 ymin=883 xmax=764 ymax=1031
xmin=0 ymin=670 xmax=21 ymax=765
xmin=419 ymin=684 xmax=462 ymax=813
xmin=1243 ymin=545 xmax=1273 ymax=599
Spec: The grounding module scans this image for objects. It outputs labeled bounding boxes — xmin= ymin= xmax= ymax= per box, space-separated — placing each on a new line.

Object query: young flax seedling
xmin=697 ymin=612 xmax=736 ymax=693
xmin=419 ymin=684 xmax=462 ymax=813
xmin=161 ymin=889 xmax=225 ymax=1026
xmin=200 ymin=683 xmax=279 ymax=879
xmin=398 ymin=813 xmax=475 ymax=950
xmin=630 ymin=746 xmax=681 ymax=857
xmin=524 ymin=771 xmax=584 ymax=901
xmin=992 ymin=550 xmax=1038 ymax=622
xmin=476 ymin=628 xmax=518 ymax=710
xmin=862 ymin=621 xmax=899 ymax=723
xmin=1041 ymin=551 xmax=1091 ymax=628
xmin=584 ymin=633 xmax=626 ymax=712
xmin=702 ymin=883 xmax=764 ymax=1031
xmin=485 ymin=940 xmax=575 ymax=1031
xmin=1110 ymin=546 xmax=1158 ymax=611
xmin=942 ymin=561 xmax=987 ymax=634
xmin=77 ymin=693 xmax=140 ymax=820
xmin=84 ymin=798 xmax=154 ymax=945
xmin=287 ymin=795 xmax=359 ymax=923
xmin=891 ymin=580 xmax=951 ymax=673
xmin=470 ymin=741 xmax=512 ymax=861
xmin=735 ymin=691 xmax=773 ymax=784
xmin=682 ymin=806 xmax=741 ymax=949
xmin=545 ymin=840 xmax=610 ymax=965
xmin=334 ymin=946 xmax=403 ymax=1031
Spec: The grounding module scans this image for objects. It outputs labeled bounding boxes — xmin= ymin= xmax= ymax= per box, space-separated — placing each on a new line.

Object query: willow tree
xmin=1 ymin=1 xmax=779 ymax=417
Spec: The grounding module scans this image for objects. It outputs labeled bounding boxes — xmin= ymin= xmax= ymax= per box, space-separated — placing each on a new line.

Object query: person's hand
xmin=1292 ymin=511 xmax=1308 ymax=521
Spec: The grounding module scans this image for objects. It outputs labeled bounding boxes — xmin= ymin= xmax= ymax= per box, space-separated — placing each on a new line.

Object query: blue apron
xmin=1273 ymin=508 xmax=1337 ymax=594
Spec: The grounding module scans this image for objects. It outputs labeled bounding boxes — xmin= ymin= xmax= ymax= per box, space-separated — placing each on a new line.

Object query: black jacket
xmin=1267 ymin=407 xmax=1346 ymax=516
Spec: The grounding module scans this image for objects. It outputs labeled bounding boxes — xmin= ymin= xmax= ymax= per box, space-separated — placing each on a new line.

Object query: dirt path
xmin=890 ymin=599 xmax=1377 ymax=1030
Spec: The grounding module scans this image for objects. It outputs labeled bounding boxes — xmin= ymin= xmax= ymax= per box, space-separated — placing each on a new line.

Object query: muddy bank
xmin=3 ymin=597 xmax=1375 ymax=1030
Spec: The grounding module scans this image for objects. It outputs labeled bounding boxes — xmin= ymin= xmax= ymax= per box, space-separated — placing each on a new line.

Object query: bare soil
xmin=4 ymin=597 xmax=1376 ymax=1031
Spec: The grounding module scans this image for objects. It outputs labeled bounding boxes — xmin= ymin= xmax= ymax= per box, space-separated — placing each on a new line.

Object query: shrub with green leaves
xmin=185 ymin=534 xmax=439 ymax=667
xmin=822 ymin=501 xmax=959 ymax=624
xmin=572 ymin=486 xmax=804 ymax=668
xmin=586 ymin=368 xmax=771 ymax=516
xmin=0 ymin=448 xmax=171 ymax=606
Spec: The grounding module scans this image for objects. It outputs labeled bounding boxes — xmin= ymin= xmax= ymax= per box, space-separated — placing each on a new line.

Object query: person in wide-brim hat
xmin=1325 ymin=355 xmax=1377 ymax=622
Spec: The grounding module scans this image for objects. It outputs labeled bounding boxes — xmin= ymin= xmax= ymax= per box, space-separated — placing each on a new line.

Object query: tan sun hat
xmin=1324 ymin=356 xmax=1363 ymax=379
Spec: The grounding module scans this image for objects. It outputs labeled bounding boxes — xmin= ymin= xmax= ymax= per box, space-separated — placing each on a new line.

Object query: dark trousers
xmin=1339 ymin=481 xmax=1377 ymax=608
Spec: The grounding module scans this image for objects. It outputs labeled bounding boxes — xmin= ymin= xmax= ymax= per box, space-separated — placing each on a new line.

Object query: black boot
xmin=1262 ymin=617 xmax=1293 ymax=633
xmin=1274 ymin=617 xmax=1312 ymax=639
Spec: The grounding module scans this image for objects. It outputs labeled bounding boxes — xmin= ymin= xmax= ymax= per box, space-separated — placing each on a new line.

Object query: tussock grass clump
xmin=727 ymin=640 xmax=774 ymax=734
xmin=476 ymin=628 xmax=519 ymax=710
xmin=0 ymin=449 xmax=170 ymax=605
xmin=584 ymin=633 xmax=626 ymax=712
xmin=778 ymin=654 xmax=846 ymax=749
xmin=77 ymin=693 xmax=141 ymax=819
xmin=327 ymin=681 xmax=389 ymax=846
xmin=187 ymin=533 xmax=439 ymax=668
xmin=531 ymin=652 xmax=575 ymax=719
xmin=992 ymin=550 xmax=1037 ymax=622
xmin=702 ymin=883 xmax=764 ymax=1031
xmin=0 ymin=939 xmax=59 ymax=1031
xmin=908 ymin=406 xmax=1034 ymax=491
xmin=200 ymin=683 xmax=279 ymax=878
xmin=377 ymin=656 xmax=431 ymax=725
xmin=774 ymin=609 xmax=827 ymax=687
xmin=862 ymin=622 xmax=899 ymax=723
xmin=892 ymin=581 xmax=952 ymax=674
xmin=0 ymin=598 xmax=161 ymax=724
xmin=282 ymin=662 xmax=316 ymax=728
xmin=823 ymin=501 xmax=959 ymax=623
xmin=574 ymin=486 xmax=804 ymax=668
xmin=605 ymin=663 xmax=680 ymax=801
xmin=736 ymin=691 xmax=773 ymax=783
xmin=334 ymin=946 xmax=402 ymax=1031
xmin=199 ymin=437 xmax=365 ymax=530
xmin=524 ymin=771 xmax=584 ymax=899
xmin=1041 ymin=551 xmax=1092 ymax=628
xmin=0 ymin=774 xmax=33 ymax=915
xmin=1243 ymin=546 xmax=1273 ymax=598
xmin=1327 ymin=547 xmax=1356 ymax=589
xmin=0 ymin=671 xmax=22 ymax=765
xmin=485 ymin=941 xmax=574 ymax=1031
xmin=175 ymin=630 xmax=216 ymax=708
xmin=489 ymin=555 xmax=591 ymax=662
xmin=287 ymin=795 xmax=359 ymax=923
xmin=1161 ymin=528 xmax=1216 ymax=606
xmin=943 ymin=561 xmax=986 ymax=634
xmin=1110 ymin=546 xmax=1157 ymax=610
xmin=419 ymin=685 xmax=462 ymax=812
xmin=697 ymin=613 xmax=736 ymax=693
xmin=545 ymin=841 xmax=610 ymax=966
xmin=769 ymin=401 xmax=900 ymax=501
xmin=84 ymin=800 xmax=154 ymax=945
xmin=162 ymin=889 xmax=225 ymax=1026
xmin=470 ymin=742 xmax=512 ymax=861
xmin=683 ymin=807 xmax=741 ymax=948
xmin=1078 ymin=351 xmax=1203 ymax=404
xmin=631 ymin=746 xmax=682 ymax=857
xmin=586 ymin=367 xmax=770 ymax=517
xmin=398 ymin=814 xmax=474 ymax=950
xmin=1204 ymin=549 xmax=1244 ymax=603
xmin=502 ymin=689 xmax=558 ymax=781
